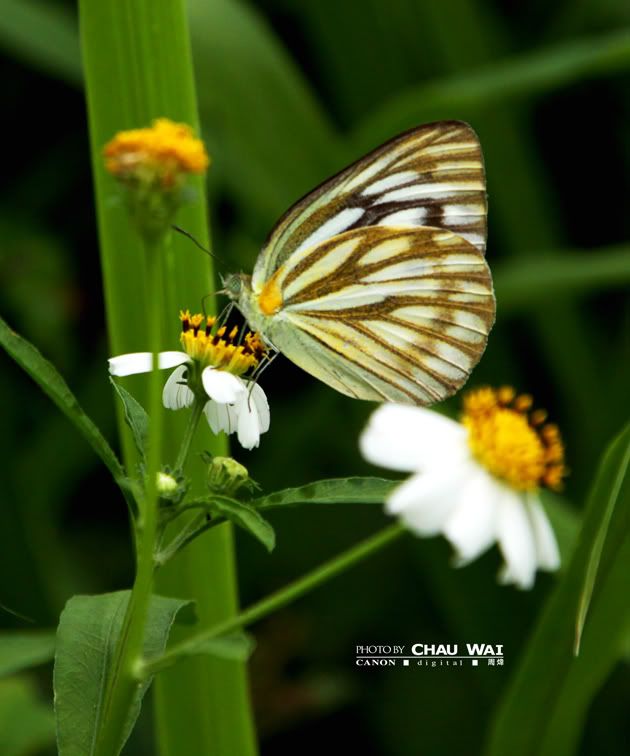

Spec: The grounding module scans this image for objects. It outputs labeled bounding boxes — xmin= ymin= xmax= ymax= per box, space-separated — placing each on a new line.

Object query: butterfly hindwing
xmin=252 ymin=121 xmax=487 ymax=291
xmin=258 ymin=225 xmax=494 ymax=405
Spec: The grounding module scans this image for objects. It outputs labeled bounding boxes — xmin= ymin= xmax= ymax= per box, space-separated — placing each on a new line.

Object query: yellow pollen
xmin=178 ymin=311 xmax=266 ymax=376
xmin=104 ymin=118 xmax=209 ymax=187
xmin=462 ymin=386 xmax=567 ymax=492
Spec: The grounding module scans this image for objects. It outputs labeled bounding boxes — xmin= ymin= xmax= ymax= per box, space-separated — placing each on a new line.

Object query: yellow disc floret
xmin=104 ymin=118 xmax=209 ymax=187
xmin=462 ymin=386 xmax=566 ymax=491
xmin=179 ymin=310 xmax=266 ymax=376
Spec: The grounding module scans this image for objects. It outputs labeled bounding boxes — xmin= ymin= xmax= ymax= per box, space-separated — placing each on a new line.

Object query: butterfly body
xmin=224 ymin=121 xmax=495 ymax=406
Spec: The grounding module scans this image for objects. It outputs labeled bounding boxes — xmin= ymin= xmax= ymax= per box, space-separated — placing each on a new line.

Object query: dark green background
xmin=0 ymin=1 xmax=628 ymax=753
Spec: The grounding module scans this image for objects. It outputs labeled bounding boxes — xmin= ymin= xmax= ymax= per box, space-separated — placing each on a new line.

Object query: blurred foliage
xmin=0 ymin=0 xmax=628 ymax=754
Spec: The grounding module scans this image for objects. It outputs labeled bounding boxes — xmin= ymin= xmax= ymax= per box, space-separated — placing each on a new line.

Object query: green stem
xmin=144 ymin=523 xmax=405 ymax=676
xmin=174 ymin=397 xmax=204 ymax=472
xmin=94 ymin=242 xmax=165 ymax=755
xmin=155 ymin=512 xmax=209 ymax=567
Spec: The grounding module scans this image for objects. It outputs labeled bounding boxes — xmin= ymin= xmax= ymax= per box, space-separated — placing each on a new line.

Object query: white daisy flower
xmin=108 ymin=310 xmax=270 ymax=450
xmin=360 ymin=387 xmax=566 ymax=589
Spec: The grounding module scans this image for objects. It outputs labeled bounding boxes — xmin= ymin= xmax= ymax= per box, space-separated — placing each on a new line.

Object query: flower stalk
xmin=93 ymin=241 xmax=166 ymax=754
xmin=143 ymin=522 xmax=406 ymax=677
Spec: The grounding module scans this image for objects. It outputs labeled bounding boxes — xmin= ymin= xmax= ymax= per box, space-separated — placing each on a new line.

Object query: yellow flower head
xmin=462 ymin=386 xmax=567 ymax=492
xmin=179 ymin=310 xmax=267 ymax=376
xmin=104 ymin=118 xmax=209 ymax=188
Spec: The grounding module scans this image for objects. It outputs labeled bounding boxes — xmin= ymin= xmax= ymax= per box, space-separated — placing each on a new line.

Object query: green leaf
xmin=54 ymin=591 xmax=191 ymax=756
xmin=575 ymin=421 xmax=630 ymax=652
xmin=253 ymin=477 xmax=396 ymax=510
xmin=209 ymin=497 xmax=276 ymax=552
xmin=355 ymin=28 xmax=630 ymax=149
xmin=176 ymin=631 xmax=255 ymax=663
xmin=493 ymin=244 xmax=630 ymax=312
xmin=485 ymin=422 xmax=630 ymax=756
xmin=0 ymin=677 xmax=55 ymax=756
xmin=109 ymin=378 xmax=149 ymax=462
xmin=0 ymin=631 xmax=56 ymax=678
xmin=0 ymin=0 xmax=81 ymax=87
xmin=0 ymin=316 xmax=124 ymax=485
xmin=188 ymin=0 xmax=341 ymax=223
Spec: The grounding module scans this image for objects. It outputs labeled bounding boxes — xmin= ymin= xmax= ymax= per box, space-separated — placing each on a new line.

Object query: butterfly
xmin=223 ymin=120 xmax=495 ymax=406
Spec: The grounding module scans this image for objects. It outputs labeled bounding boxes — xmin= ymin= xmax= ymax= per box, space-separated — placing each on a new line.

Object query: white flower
xmin=108 ymin=311 xmax=271 ymax=450
xmin=360 ymin=388 xmax=565 ymax=589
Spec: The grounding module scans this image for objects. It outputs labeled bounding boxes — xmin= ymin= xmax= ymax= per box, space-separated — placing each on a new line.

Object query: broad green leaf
xmin=210 ymin=497 xmax=276 ymax=552
xmin=54 ymin=591 xmax=191 ymax=756
xmin=79 ymin=0 xmax=257 ymax=751
xmin=253 ymin=477 xmax=396 ymax=510
xmin=0 ymin=631 xmax=56 ymax=678
xmin=0 ymin=677 xmax=55 ymax=756
xmin=0 ymin=316 xmax=124 ymax=484
xmin=486 ymin=422 xmax=630 ymax=756
xmin=109 ymin=378 xmax=149 ymax=462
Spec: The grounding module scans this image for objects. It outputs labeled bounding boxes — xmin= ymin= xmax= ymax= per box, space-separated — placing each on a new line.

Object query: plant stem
xmin=174 ymin=397 xmax=204 ymax=472
xmin=155 ymin=512 xmax=209 ymax=567
xmin=94 ymin=243 xmax=165 ymax=755
xmin=143 ymin=523 xmax=406 ymax=676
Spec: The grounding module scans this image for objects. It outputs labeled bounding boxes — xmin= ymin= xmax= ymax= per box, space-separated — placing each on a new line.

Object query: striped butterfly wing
xmin=257 ymin=225 xmax=495 ymax=405
xmin=251 ymin=120 xmax=487 ymax=294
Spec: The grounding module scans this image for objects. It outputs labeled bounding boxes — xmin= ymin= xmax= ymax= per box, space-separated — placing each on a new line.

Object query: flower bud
xmin=206 ymin=456 xmax=251 ymax=497
xmin=103 ymin=118 xmax=209 ymax=241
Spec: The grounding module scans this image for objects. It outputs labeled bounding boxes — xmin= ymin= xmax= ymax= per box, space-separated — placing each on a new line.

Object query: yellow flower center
xmin=462 ymin=386 xmax=566 ymax=491
xmin=103 ymin=118 xmax=209 ymax=187
xmin=179 ymin=310 xmax=266 ymax=376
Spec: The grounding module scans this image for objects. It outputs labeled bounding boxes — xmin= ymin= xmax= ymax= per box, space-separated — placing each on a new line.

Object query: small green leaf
xmin=485 ymin=422 xmax=630 ymax=756
xmin=210 ymin=497 xmax=276 ymax=552
xmin=109 ymin=378 xmax=149 ymax=461
xmin=0 ymin=677 xmax=55 ymax=756
xmin=0 ymin=316 xmax=124 ymax=484
xmin=0 ymin=631 xmax=56 ymax=678
xmin=253 ymin=477 xmax=396 ymax=510
xmin=54 ymin=591 xmax=191 ymax=756
xmin=182 ymin=632 xmax=255 ymax=663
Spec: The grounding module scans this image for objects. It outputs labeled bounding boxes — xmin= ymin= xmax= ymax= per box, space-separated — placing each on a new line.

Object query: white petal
xmin=526 ymin=494 xmax=561 ymax=572
xmin=386 ymin=470 xmax=462 ymax=536
xmin=443 ymin=466 xmax=499 ymax=564
xmin=108 ymin=351 xmax=189 ymax=376
xmin=201 ymin=368 xmax=246 ymax=404
xmin=249 ymin=383 xmax=270 ymax=433
xmin=162 ymin=365 xmax=195 ymax=410
xmin=236 ymin=396 xmax=261 ymax=450
xmin=204 ymin=401 xmax=238 ymax=435
xmin=360 ymin=404 xmax=466 ymax=473
xmin=496 ymin=489 xmax=538 ymax=589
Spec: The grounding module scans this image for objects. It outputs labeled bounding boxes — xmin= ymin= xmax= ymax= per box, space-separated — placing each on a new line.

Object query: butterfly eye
xmin=223 ymin=274 xmax=242 ymax=299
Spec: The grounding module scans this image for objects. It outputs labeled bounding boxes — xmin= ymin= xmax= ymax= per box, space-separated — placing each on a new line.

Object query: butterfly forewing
xmin=259 ymin=226 xmax=494 ymax=406
xmin=252 ymin=121 xmax=487 ymax=290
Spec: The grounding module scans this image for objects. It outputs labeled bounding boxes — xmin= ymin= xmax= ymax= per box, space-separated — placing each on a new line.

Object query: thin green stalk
xmin=94 ymin=245 xmax=165 ymax=755
xmin=174 ymin=398 xmax=204 ymax=472
xmin=155 ymin=513 xmax=208 ymax=568
xmin=144 ymin=523 xmax=406 ymax=676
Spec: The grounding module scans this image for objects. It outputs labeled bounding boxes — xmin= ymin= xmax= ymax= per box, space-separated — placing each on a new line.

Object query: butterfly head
xmin=222 ymin=272 xmax=244 ymax=300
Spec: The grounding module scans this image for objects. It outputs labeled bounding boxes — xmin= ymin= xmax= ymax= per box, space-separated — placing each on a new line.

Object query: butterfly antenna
xmin=172 ymin=225 xmax=225 ymax=266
